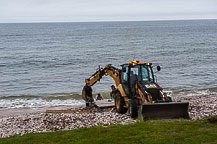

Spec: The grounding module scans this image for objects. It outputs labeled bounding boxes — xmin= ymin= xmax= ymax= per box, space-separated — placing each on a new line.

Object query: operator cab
xmin=120 ymin=60 xmax=162 ymax=100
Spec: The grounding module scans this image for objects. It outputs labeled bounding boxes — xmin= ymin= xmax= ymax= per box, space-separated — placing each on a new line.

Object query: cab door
xmin=120 ymin=65 xmax=129 ymax=96
xmin=129 ymin=65 xmax=140 ymax=97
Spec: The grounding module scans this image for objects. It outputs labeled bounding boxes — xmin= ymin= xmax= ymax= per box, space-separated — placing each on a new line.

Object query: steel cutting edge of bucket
xmin=138 ymin=102 xmax=189 ymax=120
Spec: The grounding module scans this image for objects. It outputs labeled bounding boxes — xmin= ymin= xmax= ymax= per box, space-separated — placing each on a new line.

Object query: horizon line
xmin=0 ymin=18 xmax=217 ymax=24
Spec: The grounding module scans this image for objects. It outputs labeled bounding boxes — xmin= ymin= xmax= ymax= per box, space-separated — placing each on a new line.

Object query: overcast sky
xmin=0 ymin=0 xmax=216 ymax=23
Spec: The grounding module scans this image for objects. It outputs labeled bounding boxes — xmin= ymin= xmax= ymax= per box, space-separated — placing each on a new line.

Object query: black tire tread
xmin=129 ymin=99 xmax=138 ymax=118
xmin=115 ymin=92 xmax=127 ymax=114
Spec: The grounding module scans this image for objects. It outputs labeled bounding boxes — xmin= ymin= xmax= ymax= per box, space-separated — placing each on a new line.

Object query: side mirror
xmin=157 ymin=66 xmax=161 ymax=71
xmin=122 ymin=67 xmax=126 ymax=72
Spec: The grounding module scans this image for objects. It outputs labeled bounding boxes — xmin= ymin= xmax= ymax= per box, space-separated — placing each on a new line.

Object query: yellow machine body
xmin=82 ymin=60 xmax=189 ymax=119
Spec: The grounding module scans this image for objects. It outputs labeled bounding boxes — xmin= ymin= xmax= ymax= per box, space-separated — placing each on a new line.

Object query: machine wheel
xmin=114 ymin=92 xmax=127 ymax=114
xmin=129 ymin=99 xmax=138 ymax=118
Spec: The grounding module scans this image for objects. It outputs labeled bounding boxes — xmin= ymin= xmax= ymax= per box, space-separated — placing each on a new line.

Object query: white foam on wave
xmin=0 ymin=98 xmax=85 ymax=109
xmin=174 ymin=89 xmax=217 ymax=97
xmin=162 ymin=89 xmax=216 ymax=97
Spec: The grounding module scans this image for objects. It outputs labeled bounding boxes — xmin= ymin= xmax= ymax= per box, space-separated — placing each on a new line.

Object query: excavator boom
xmin=82 ymin=64 xmax=120 ymax=106
xmin=85 ymin=64 xmax=120 ymax=87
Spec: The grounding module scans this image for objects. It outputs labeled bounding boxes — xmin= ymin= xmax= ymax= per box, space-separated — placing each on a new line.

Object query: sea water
xmin=0 ymin=20 xmax=217 ymax=108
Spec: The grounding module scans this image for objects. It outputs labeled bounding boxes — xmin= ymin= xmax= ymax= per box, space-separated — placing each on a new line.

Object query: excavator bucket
xmin=138 ymin=102 xmax=189 ymax=120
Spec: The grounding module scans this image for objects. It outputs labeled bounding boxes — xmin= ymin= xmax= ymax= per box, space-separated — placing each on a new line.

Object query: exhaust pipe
xmin=138 ymin=102 xmax=189 ymax=120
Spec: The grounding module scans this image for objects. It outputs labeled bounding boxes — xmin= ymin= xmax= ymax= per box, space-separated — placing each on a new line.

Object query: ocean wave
xmin=0 ymin=93 xmax=85 ymax=109
xmin=0 ymin=98 xmax=85 ymax=109
xmin=0 ymin=93 xmax=82 ymax=100
xmin=164 ymin=87 xmax=217 ymax=97
xmin=0 ymin=87 xmax=216 ymax=109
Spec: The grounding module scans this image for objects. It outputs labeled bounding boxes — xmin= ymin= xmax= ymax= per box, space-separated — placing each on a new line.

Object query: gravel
xmin=0 ymin=107 xmax=135 ymax=138
xmin=0 ymin=94 xmax=216 ymax=138
xmin=174 ymin=94 xmax=217 ymax=120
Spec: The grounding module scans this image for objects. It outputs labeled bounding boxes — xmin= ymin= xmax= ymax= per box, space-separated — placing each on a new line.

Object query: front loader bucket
xmin=138 ymin=102 xmax=189 ymax=120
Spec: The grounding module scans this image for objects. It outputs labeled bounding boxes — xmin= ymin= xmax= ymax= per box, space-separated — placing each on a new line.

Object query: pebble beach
xmin=0 ymin=94 xmax=216 ymax=138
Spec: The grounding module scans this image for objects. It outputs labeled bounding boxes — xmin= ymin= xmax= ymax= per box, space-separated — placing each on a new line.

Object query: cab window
xmin=121 ymin=66 xmax=128 ymax=84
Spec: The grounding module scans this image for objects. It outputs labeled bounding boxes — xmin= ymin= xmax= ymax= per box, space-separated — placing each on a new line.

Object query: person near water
xmin=96 ymin=93 xmax=103 ymax=100
xmin=110 ymin=85 xmax=116 ymax=99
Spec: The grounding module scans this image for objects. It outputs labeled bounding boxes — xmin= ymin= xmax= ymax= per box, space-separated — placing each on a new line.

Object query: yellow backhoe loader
xmin=82 ymin=60 xmax=189 ymax=120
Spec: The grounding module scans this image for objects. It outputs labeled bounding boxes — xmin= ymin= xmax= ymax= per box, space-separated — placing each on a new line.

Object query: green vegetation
xmin=1 ymin=117 xmax=217 ymax=144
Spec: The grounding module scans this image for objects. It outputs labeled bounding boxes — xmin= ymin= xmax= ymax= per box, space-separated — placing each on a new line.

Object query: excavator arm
xmin=82 ymin=64 xmax=120 ymax=105
xmin=85 ymin=64 xmax=120 ymax=87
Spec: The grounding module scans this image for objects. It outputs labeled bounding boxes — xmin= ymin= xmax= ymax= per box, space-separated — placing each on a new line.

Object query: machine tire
xmin=114 ymin=92 xmax=127 ymax=114
xmin=129 ymin=99 xmax=138 ymax=118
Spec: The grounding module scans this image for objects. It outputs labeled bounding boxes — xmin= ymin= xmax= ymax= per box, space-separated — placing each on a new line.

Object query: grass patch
xmin=207 ymin=116 xmax=217 ymax=123
xmin=0 ymin=119 xmax=217 ymax=144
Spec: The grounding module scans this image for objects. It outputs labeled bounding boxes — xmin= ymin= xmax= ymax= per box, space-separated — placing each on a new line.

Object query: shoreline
xmin=0 ymin=105 xmax=85 ymax=118
xmin=0 ymin=94 xmax=216 ymax=138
